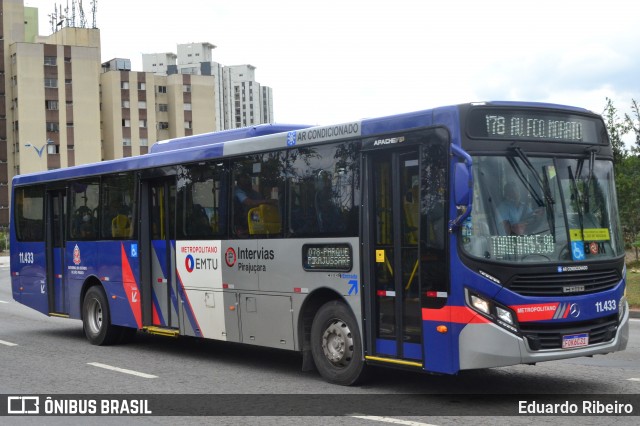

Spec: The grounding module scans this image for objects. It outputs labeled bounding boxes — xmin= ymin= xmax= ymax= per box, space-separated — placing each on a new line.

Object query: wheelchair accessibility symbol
xmin=571 ymin=241 xmax=585 ymax=261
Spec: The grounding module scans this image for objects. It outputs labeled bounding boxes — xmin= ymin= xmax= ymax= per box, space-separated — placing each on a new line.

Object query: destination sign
xmin=302 ymin=244 xmax=352 ymax=272
xmin=467 ymin=108 xmax=604 ymax=144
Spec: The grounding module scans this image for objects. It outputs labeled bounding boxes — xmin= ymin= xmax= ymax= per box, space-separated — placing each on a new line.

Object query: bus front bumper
xmin=458 ymin=308 xmax=629 ymax=371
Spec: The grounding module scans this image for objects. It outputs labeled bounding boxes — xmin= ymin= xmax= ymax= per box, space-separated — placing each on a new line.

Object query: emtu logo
xmin=185 ymin=255 xmax=195 ymax=273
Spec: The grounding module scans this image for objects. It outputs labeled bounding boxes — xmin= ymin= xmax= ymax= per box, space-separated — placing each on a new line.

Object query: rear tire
xmin=82 ymin=286 xmax=121 ymax=345
xmin=310 ymin=301 xmax=366 ymax=385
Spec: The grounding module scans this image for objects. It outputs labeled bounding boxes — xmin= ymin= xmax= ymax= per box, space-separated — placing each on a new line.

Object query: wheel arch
xmin=79 ymin=275 xmax=105 ymax=321
xmin=298 ymin=287 xmax=357 ymax=372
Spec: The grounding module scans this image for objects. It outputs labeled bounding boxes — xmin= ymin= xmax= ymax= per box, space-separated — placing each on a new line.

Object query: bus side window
xmin=177 ymin=162 xmax=226 ymax=239
xmin=68 ymin=180 xmax=99 ymax=241
xmin=231 ymin=154 xmax=284 ymax=238
xmin=14 ymin=186 xmax=45 ymax=242
xmin=100 ymin=173 xmax=136 ymax=240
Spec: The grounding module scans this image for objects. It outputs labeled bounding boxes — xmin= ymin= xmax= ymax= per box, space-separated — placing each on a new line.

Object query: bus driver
xmin=498 ymin=182 xmax=541 ymax=235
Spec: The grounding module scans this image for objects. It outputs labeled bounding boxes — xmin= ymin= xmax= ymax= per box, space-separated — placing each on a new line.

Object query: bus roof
xmin=12 ymin=101 xmax=596 ymax=187
xmin=149 ymin=123 xmax=314 ymax=153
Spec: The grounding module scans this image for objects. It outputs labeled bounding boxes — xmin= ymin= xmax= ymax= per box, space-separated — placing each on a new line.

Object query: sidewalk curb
xmin=630 ymin=309 xmax=640 ymax=319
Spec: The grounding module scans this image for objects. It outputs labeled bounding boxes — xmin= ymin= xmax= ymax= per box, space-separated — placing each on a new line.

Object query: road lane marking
xmin=87 ymin=362 xmax=157 ymax=379
xmin=351 ymin=416 xmax=438 ymax=426
xmin=0 ymin=339 xmax=18 ymax=347
xmin=628 ymin=378 xmax=640 ymax=382
xmin=0 ymin=300 xmax=9 ymax=304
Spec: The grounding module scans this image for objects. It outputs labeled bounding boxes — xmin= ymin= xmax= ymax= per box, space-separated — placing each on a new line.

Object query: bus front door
xmin=367 ymin=149 xmax=423 ymax=364
xmin=144 ymin=179 xmax=179 ymax=331
xmin=45 ymin=189 xmax=68 ymax=315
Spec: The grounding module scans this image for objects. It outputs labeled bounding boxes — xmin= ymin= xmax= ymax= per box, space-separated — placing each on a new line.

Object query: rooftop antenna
xmin=71 ymin=0 xmax=76 ymax=27
xmin=56 ymin=4 xmax=65 ymax=29
xmin=91 ymin=0 xmax=98 ymax=28
xmin=48 ymin=12 xmax=55 ymax=33
xmin=78 ymin=0 xmax=87 ymax=28
xmin=64 ymin=1 xmax=70 ymax=27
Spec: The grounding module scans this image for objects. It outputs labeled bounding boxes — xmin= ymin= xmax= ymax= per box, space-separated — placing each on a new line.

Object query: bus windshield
xmin=462 ymin=154 xmax=624 ymax=263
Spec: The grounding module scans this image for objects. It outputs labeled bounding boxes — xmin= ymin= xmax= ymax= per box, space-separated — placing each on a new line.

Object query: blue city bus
xmin=10 ymin=102 xmax=629 ymax=385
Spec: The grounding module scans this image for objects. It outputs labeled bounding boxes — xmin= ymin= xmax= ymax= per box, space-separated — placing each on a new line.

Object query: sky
xmin=23 ymin=0 xmax=640 ymax=132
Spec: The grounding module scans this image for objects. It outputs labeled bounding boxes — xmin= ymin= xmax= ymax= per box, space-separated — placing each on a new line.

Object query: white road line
xmin=627 ymin=378 xmax=640 ymax=382
xmin=87 ymin=362 xmax=157 ymax=379
xmin=351 ymin=416 xmax=438 ymax=426
xmin=0 ymin=339 xmax=18 ymax=347
xmin=0 ymin=300 xmax=9 ymax=304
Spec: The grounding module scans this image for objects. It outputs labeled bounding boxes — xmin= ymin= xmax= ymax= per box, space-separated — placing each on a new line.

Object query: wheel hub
xmin=321 ymin=319 xmax=354 ymax=367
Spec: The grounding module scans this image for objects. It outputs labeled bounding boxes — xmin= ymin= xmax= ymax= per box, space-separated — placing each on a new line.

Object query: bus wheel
xmin=310 ymin=301 xmax=366 ymax=385
xmin=82 ymin=286 xmax=120 ymax=346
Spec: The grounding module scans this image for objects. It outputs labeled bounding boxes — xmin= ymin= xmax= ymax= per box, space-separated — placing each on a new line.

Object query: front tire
xmin=310 ymin=301 xmax=366 ymax=385
xmin=82 ymin=286 xmax=121 ymax=345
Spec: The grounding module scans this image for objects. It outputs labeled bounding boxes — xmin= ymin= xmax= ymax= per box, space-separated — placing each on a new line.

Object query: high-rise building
xmin=223 ymin=64 xmax=274 ymax=129
xmin=100 ymin=63 xmax=217 ymax=157
xmin=0 ymin=1 xmax=276 ymax=227
xmin=1 ymin=0 xmax=102 ymax=226
xmin=143 ymin=43 xmax=274 ymax=130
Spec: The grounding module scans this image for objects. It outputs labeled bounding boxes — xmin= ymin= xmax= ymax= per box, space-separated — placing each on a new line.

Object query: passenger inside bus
xmin=111 ymin=205 xmax=131 ymax=238
xmin=188 ymin=204 xmax=213 ymax=236
xmin=73 ymin=205 xmax=95 ymax=239
xmin=233 ymin=174 xmax=277 ymax=237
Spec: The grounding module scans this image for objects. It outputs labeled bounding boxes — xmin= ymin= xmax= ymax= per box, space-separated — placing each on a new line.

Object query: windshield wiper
xmin=583 ymin=148 xmax=597 ymax=212
xmin=509 ymin=147 xmax=556 ymax=237
xmin=507 ymin=154 xmax=544 ymax=207
xmin=568 ymin=165 xmax=585 ymax=241
xmin=512 ymin=147 xmax=555 ymax=208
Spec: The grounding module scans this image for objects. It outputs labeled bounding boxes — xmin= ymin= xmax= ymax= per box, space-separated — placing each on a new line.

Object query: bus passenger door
xmin=367 ymin=149 xmax=423 ymax=363
xmin=45 ymin=189 xmax=67 ymax=315
xmin=142 ymin=179 xmax=179 ymax=330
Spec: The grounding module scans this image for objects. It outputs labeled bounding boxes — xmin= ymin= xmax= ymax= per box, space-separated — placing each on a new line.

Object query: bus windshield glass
xmin=462 ymin=154 xmax=624 ymax=263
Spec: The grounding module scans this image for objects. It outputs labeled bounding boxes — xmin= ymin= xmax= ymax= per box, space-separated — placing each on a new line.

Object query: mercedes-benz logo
xmin=569 ymin=303 xmax=581 ymax=318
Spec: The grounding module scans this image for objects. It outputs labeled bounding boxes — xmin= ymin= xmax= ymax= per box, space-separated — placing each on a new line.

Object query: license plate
xmin=562 ymin=333 xmax=589 ymax=349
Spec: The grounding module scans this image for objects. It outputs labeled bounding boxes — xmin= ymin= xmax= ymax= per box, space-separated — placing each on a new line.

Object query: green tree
xmin=603 ymin=97 xmax=627 ymax=166
xmin=616 ymin=156 xmax=640 ymax=259
xmin=624 ymin=98 xmax=640 ymax=152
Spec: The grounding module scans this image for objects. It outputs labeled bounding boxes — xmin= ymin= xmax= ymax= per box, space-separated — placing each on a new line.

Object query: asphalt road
xmin=1 ymin=265 xmax=639 ymax=425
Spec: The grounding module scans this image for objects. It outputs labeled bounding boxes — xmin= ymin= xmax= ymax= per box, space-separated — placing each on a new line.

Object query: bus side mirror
xmin=454 ymin=162 xmax=470 ymax=206
xmin=449 ymin=145 xmax=473 ymax=232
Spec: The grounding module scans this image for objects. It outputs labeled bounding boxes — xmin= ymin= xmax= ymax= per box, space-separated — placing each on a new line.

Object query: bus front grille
xmin=520 ymin=314 xmax=618 ymax=351
xmin=509 ymin=269 xmax=620 ymax=296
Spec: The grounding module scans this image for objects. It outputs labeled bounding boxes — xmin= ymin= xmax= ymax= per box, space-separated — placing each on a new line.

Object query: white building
xmin=143 ymin=42 xmax=274 ymax=130
xmin=223 ymin=64 xmax=274 ymax=129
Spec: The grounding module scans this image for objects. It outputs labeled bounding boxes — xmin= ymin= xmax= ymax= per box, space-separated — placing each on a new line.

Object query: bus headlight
xmin=470 ymin=294 xmax=490 ymax=315
xmin=465 ymin=288 xmax=519 ymax=334
xmin=496 ymin=306 xmax=514 ymax=325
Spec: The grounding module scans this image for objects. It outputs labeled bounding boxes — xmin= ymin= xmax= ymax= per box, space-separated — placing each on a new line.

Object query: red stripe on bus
xmin=422 ymin=306 xmax=490 ymax=324
xmin=121 ymin=243 xmax=142 ymax=329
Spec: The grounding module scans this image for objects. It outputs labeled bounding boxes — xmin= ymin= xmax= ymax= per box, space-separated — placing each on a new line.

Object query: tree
xmin=616 ymin=156 xmax=640 ymax=259
xmin=624 ymin=98 xmax=640 ymax=153
xmin=603 ymin=98 xmax=640 ymax=258
xmin=603 ymin=97 xmax=627 ymax=166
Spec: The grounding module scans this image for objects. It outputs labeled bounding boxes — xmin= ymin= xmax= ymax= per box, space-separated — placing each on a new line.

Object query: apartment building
xmin=101 ymin=60 xmax=217 ymax=158
xmin=0 ymin=1 xmax=276 ymax=227
xmin=1 ymin=0 xmax=102 ymax=226
xmin=144 ymin=42 xmax=274 ymax=130
xmin=223 ymin=64 xmax=273 ymax=129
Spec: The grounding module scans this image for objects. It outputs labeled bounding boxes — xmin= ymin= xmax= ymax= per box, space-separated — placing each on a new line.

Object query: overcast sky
xmin=24 ymin=0 xmax=640 ymax=128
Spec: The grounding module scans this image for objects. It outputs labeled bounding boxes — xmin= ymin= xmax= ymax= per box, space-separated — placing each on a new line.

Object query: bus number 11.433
xmin=18 ymin=251 xmax=34 ymax=264
xmin=595 ymin=299 xmax=617 ymax=313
